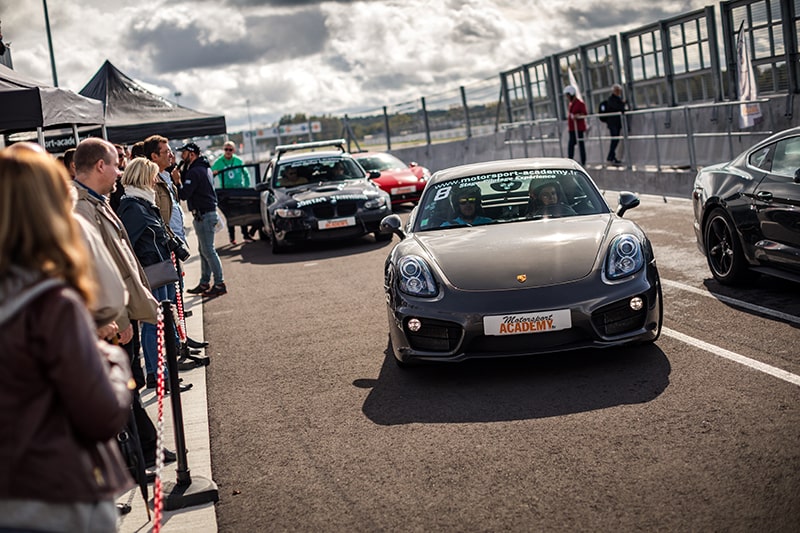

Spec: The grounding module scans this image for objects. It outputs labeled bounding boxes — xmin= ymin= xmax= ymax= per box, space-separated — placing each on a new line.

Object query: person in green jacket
xmin=211 ymin=141 xmax=253 ymax=244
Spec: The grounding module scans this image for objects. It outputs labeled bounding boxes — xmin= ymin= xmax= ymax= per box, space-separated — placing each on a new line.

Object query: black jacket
xmin=117 ymin=195 xmax=171 ymax=268
xmin=605 ymin=93 xmax=626 ymax=130
xmin=178 ymin=156 xmax=217 ymax=214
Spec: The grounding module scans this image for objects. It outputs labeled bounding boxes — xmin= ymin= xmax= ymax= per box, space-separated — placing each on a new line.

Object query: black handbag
xmin=143 ymin=259 xmax=179 ymax=289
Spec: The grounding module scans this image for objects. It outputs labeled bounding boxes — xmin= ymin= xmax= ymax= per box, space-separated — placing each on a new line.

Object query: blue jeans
xmin=141 ymin=284 xmax=178 ymax=378
xmin=193 ymin=210 xmax=224 ymax=286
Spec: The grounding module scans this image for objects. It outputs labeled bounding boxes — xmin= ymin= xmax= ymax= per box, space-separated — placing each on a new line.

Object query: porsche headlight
xmin=365 ymin=195 xmax=388 ymax=209
xmin=275 ymin=208 xmax=304 ymax=218
xmin=605 ymin=234 xmax=644 ymax=280
xmin=397 ymin=255 xmax=437 ymax=297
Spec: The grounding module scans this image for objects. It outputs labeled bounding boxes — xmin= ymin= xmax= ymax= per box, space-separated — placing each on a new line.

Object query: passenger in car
xmin=527 ymin=180 xmax=577 ymax=218
xmin=441 ymin=185 xmax=493 ymax=227
xmin=280 ymin=166 xmax=308 ymax=187
xmin=332 ymin=162 xmax=347 ymax=180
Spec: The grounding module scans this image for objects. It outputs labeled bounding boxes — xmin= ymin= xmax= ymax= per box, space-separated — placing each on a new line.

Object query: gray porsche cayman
xmin=379 ymin=158 xmax=662 ymax=367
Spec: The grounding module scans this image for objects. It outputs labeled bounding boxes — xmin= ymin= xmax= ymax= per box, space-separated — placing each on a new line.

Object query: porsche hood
xmin=414 ymin=215 xmax=620 ymax=290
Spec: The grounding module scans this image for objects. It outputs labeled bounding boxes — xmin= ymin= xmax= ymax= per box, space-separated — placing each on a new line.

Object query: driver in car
xmin=527 ymin=180 xmax=577 ymax=218
xmin=441 ymin=185 xmax=493 ymax=227
xmin=280 ymin=166 xmax=307 ymax=187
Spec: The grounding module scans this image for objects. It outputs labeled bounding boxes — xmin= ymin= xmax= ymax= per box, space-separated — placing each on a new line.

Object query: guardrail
xmin=500 ymin=98 xmax=776 ymax=171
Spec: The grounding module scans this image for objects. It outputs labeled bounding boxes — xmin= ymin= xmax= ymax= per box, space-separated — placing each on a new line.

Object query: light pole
xmin=42 ymin=0 xmax=58 ymax=86
xmin=174 ymin=91 xmax=182 ymax=106
xmin=246 ymin=99 xmax=256 ymax=162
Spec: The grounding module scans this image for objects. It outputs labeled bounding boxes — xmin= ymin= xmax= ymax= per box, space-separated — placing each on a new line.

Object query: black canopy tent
xmin=0 ymin=63 xmax=105 ymax=139
xmin=79 ymin=60 xmax=226 ymax=144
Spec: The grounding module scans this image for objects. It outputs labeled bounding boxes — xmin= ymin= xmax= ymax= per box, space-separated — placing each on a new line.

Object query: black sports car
xmin=255 ymin=139 xmax=392 ymax=253
xmin=692 ymin=126 xmax=800 ymax=285
xmin=379 ymin=158 xmax=663 ymax=367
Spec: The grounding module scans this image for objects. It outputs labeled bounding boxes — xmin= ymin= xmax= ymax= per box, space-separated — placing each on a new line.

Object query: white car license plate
xmin=483 ymin=309 xmax=572 ymax=336
xmin=391 ymin=185 xmax=416 ymax=195
xmin=318 ymin=217 xmax=356 ymax=230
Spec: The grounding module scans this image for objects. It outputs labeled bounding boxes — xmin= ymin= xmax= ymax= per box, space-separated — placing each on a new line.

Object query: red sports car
xmin=353 ymin=152 xmax=431 ymax=205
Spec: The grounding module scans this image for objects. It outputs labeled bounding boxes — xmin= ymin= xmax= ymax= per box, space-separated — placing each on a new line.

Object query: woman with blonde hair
xmin=117 ymin=157 xmax=184 ymax=391
xmin=0 ymin=148 xmax=134 ymax=531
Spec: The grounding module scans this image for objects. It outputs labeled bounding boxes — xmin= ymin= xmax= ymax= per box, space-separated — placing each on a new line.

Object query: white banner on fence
xmin=736 ymin=22 xmax=762 ymax=129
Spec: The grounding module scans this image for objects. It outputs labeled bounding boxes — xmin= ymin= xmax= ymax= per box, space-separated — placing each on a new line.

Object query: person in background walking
xmin=0 ymin=147 xmax=134 ymax=533
xmin=563 ymin=85 xmax=587 ymax=166
xmin=604 ymin=83 xmax=627 ymax=165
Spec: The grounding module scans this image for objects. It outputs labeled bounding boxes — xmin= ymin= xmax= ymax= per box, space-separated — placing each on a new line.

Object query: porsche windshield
xmin=273 ymin=157 xmax=365 ymax=188
xmin=414 ymin=169 xmax=609 ymax=231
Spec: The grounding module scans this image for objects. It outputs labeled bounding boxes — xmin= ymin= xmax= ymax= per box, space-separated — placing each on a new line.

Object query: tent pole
xmin=72 ymin=124 xmax=79 ymax=146
xmin=101 ymin=125 xmax=108 ymax=140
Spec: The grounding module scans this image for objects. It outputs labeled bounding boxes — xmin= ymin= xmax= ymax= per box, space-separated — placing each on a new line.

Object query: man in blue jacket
xmin=174 ymin=142 xmax=226 ymax=297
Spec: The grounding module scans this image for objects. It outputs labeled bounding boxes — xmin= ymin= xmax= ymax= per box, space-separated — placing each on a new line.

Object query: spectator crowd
xmin=0 ymin=134 xmax=229 ymax=531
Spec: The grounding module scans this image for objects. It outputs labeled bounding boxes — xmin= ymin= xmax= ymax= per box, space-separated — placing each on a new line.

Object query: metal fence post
xmin=652 ymin=110 xmax=662 ymax=171
xmin=160 ymin=300 xmax=219 ymax=511
xmin=684 ymin=105 xmax=697 ymax=170
xmin=421 ymin=97 xmax=431 ymax=146
xmin=460 ymin=86 xmax=472 ymax=139
xmin=383 ymin=106 xmax=391 ymax=151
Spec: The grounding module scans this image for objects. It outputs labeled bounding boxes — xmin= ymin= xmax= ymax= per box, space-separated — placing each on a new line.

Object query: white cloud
xmin=0 ymin=0 xmax=710 ymax=131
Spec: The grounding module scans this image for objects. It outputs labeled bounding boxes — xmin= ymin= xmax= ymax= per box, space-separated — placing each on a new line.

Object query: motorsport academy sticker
xmin=483 ymin=309 xmax=572 ymax=336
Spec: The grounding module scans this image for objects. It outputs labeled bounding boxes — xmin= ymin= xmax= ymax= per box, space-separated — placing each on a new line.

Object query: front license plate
xmin=391 ymin=185 xmax=417 ymax=195
xmin=318 ymin=217 xmax=356 ymax=230
xmin=483 ymin=309 xmax=572 ymax=336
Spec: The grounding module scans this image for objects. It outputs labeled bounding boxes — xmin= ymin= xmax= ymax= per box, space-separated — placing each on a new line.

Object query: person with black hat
xmin=173 ymin=142 xmax=226 ymax=297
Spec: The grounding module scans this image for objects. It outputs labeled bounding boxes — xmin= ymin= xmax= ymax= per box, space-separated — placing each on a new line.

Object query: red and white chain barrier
xmin=172 ymin=252 xmax=187 ymax=344
xmin=152 ymin=304 xmax=166 ymax=532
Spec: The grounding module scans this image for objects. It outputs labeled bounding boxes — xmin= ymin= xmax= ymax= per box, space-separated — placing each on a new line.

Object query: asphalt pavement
xmin=116 ymin=225 xmax=217 ymax=533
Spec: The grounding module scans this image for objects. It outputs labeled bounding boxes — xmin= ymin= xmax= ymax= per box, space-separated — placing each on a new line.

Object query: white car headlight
xmin=605 ymin=234 xmax=644 ymax=280
xmin=365 ymin=195 xmax=388 ymax=209
xmin=275 ymin=208 xmax=304 ymax=218
xmin=397 ymin=255 xmax=437 ymax=297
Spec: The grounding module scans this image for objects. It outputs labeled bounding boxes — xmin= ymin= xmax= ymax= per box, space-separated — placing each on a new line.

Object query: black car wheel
xmin=704 ymin=208 xmax=753 ymax=285
xmin=647 ymin=279 xmax=663 ymax=343
xmin=266 ymin=217 xmax=285 ymax=254
xmin=374 ymin=230 xmax=392 ymax=242
xmin=271 ymin=232 xmax=285 ymax=254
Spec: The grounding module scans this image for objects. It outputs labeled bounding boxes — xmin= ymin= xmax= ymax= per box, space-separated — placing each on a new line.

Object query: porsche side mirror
xmin=408 ymin=162 xmax=419 ymax=168
xmin=369 ymin=171 xmax=381 ymax=179
xmin=616 ymin=191 xmax=640 ymax=217
xmin=380 ymin=214 xmax=405 ymax=241
xmin=255 ymin=181 xmax=270 ymax=192
xmin=794 ymin=168 xmax=800 ymax=183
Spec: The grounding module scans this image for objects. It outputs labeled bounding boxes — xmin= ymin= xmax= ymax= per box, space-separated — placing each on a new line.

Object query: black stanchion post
xmin=159 ymin=300 xmax=219 ymax=511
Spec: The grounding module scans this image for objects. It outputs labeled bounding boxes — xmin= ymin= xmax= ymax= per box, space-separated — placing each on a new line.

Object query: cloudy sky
xmin=1 ymin=0 xmax=707 ymax=131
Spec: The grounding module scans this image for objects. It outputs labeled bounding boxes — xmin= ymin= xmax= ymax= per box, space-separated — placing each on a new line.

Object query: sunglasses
xmin=458 ymin=197 xmax=477 ymax=205
xmin=224 ymin=148 xmax=234 ymax=152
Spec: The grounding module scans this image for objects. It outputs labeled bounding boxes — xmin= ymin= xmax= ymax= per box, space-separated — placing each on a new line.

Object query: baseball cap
xmin=563 ymin=85 xmax=576 ymax=96
xmin=177 ymin=142 xmax=200 ymax=154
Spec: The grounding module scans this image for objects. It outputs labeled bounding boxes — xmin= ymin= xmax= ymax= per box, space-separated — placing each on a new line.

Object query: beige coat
xmin=74 ymin=215 xmax=129 ymax=327
xmin=72 ymin=183 xmax=158 ymax=328
xmin=154 ymin=175 xmax=174 ymax=229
